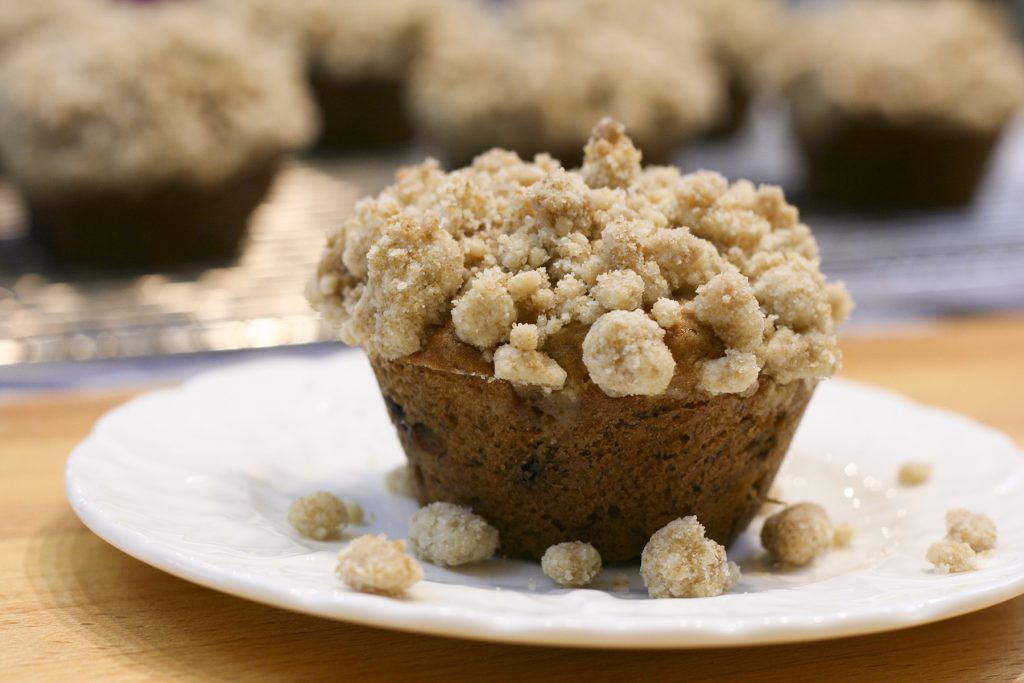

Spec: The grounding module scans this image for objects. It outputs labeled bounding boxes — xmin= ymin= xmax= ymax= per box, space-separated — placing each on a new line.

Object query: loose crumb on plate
xmin=541 ymin=541 xmax=602 ymax=588
xmin=612 ymin=573 xmax=631 ymax=593
xmin=945 ymin=509 xmax=997 ymax=552
xmin=288 ymin=491 xmax=349 ymax=540
xmin=927 ymin=540 xmax=978 ymax=574
xmin=335 ymin=535 xmax=424 ymax=595
xmin=640 ymin=516 xmax=740 ymax=599
xmin=408 ymin=502 xmax=500 ymax=566
xmin=344 ymin=500 xmax=365 ymax=525
xmin=832 ymin=522 xmax=857 ymax=549
xmin=898 ymin=461 xmax=933 ymax=486
xmin=385 ymin=464 xmax=417 ymax=498
xmin=761 ymin=502 xmax=833 ymax=567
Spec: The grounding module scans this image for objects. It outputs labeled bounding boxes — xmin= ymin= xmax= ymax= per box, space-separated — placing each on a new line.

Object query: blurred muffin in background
xmin=774 ymin=0 xmax=1024 ymax=208
xmin=210 ymin=0 xmax=433 ymax=152
xmin=681 ymin=0 xmax=784 ymax=137
xmin=409 ymin=0 xmax=723 ymax=168
xmin=0 ymin=0 xmax=98 ymax=55
xmin=0 ymin=3 xmax=317 ymax=269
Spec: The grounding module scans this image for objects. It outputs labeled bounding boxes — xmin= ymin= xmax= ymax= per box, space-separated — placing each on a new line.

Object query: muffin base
xmin=310 ymin=71 xmax=414 ymax=152
xmin=703 ymin=74 xmax=751 ymax=139
xmin=797 ymin=115 xmax=1001 ymax=208
xmin=371 ymin=354 xmax=814 ymax=562
xmin=27 ymin=160 xmax=280 ymax=269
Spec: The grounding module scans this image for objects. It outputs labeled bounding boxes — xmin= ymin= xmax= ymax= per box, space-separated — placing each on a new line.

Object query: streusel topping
xmin=408 ymin=0 xmax=722 ymax=161
xmin=775 ymin=0 xmax=1024 ymax=131
xmin=0 ymin=4 xmax=316 ymax=193
xmin=208 ymin=0 xmax=432 ymax=80
xmin=310 ymin=119 xmax=850 ymax=397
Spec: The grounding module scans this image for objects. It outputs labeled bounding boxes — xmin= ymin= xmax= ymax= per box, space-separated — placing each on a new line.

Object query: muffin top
xmin=681 ymin=0 xmax=783 ymax=83
xmin=208 ymin=0 xmax=432 ymax=81
xmin=775 ymin=0 xmax=1024 ymax=131
xmin=310 ymin=119 xmax=851 ymax=398
xmin=0 ymin=0 xmax=98 ymax=53
xmin=0 ymin=3 xmax=317 ymax=194
xmin=408 ymin=0 xmax=722 ymax=160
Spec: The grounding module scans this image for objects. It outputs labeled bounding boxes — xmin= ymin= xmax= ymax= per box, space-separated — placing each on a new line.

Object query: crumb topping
xmin=761 ymin=502 xmax=833 ymax=567
xmin=288 ymin=491 xmax=349 ymax=540
xmin=0 ymin=0 xmax=95 ymax=53
xmin=408 ymin=0 xmax=722 ymax=160
xmin=408 ymin=502 xmax=500 ymax=567
xmin=898 ymin=462 xmax=933 ymax=487
xmin=640 ymin=516 xmax=740 ymax=599
xmin=541 ymin=541 xmax=603 ymax=588
xmin=774 ymin=0 xmax=1024 ymax=131
xmin=945 ymin=509 xmax=997 ymax=552
xmin=208 ymin=0 xmax=432 ymax=80
xmin=681 ymin=0 xmax=783 ymax=83
xmin=927 ymin=540 xmax=978 ymax=574
xmin=336 ymin=535 xmax=424 ymax=595
xmin=0 ymin=4 xmax=316 ymax=194
xmin=311 ymin=119 xmax=850 ymax=398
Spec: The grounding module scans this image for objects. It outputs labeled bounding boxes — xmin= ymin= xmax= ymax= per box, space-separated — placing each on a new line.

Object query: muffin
xmin=775 ymin=0 xmax=1024 ymax=208
xmin=210 ymin=0 xmax=431 ymax=152
xmin=0 ymin=0 xmax=96 ymax=53
xmin=409 ymin=0 xmax=723 ymax=168
xmin=0 ymin=4 xmax=317 ymax=268
xmin=309 ymin=118 xmax=851 ymax=562
xmin=681 ymin=0 xmax=784 ymax=137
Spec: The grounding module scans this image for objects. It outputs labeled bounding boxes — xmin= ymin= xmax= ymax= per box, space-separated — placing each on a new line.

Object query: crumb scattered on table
xmin=541 ymin=541 xmax=602 ymax=588
xmin=408 ymin=501 xmax=500 ymax=566
xmin=898 ymin=461 xmax=933 ymax=486
xmin=761 ymin=502 xmax=833 ymax=567
xmin=927 ymin=540 xmax=978 ymax=574
xmin=832 ymin=522 xmax=856 ymax=549
xmin=612 ymin=573 xmax=631 ymax=593
xmin=335 ymin=535 xmax=424 ymax=595
xmin=385 ymin=464 xmax=417 ymax=498
xmin=945 ymin=508 xmax=997 ymax=552
xmin=288 ymin=491 xmax=349 ymax=540
xmin=640 ymin=516 xmax=740 ymax=599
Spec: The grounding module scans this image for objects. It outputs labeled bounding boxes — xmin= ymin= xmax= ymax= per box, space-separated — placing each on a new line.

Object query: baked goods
xmin=898 ymin=462 xmax=933 ymax=486
xmin=211 ymin=0 xmax=430 ymax=151
xmin=541 ymin=542 xmax=602 ymax=587
xmin=682 ymin=0 xmax=783 ymax=136
xmin=0 ymin=0 xmax=95 ymax=54
xmin=774 ymin=0 xmax=1024 ymax=207
xmin=335 ymin=535 xmax=424 ymax=595
xmin=945 ymin=509 xmax=997 ymax=552
xmin=310 ymin=118 xmax=851 ymax=561
xmin=288 ymin=491 xmax=350 ymax=540
xmin=0 ymin=4 xmax=316 ymax=268
xmin=640 ymin=517 xmax=740 ymax=598
xmin=408 ymin=501 xmax=500 ymax=566
xmin=409 ymin=0 xmax=722 ymax=167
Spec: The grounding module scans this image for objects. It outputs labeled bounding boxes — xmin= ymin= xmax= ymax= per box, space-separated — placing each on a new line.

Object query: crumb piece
xmin=527 ymin=578 xmax=537 ymax=591
xmin=650 ymin=297 xmax=683 ymax=329
xmin=927 ymin=540 xmax=978 ymax=574
xmin=408 ymin=502 xmax=500 ymax=566
xmin=612 ymin=573 xmax=631 ymax=593
xmin=761 ymin=502 xmax=833 ymax=567
xmin=509 ymin=323 xmax=540 ymax=352
xmin=452 ymin=267 xmax=516 ymax=349
xmin=945 ymin=509 xmax=997 ymax=552
xmin=757 ymin=483 xmax=785 ymax=516
xmin=591 ymin=269 xmax=645 ymax=311
xmin=344 ymin=500 xmax=365 ymax=525
xmin=832 ymin=523 xmax=856 ymax=549
xmin=640 ymin=516 xmax=740 ymax=598
xmin=288 ymin=491 xmax=349 ymax=541
xmin=582 ymin=310 xmax=675 ymax=396
xmin=493 ymin=344 xmax=567 ymax=389
xmin=507 ymin=269 xmax=546 ymax=301
xmin=581 ymin=117 xmax=642 ymax=190
xmin=691 ymin=271 xmax=765 ymax=352
xmin=697 ymin=349 xmax=759 ymax=395
xmin=335 ymin=535 xmax=424 ymax=596
xmin=541 ymin=541 xmax=602 ymax=588
xmin=385 ymin=464 xmax=417 ymax=498
xmin=898 ymin=461 xmax=933 ymax=486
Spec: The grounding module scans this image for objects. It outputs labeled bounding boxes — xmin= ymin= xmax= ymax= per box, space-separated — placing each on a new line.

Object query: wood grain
xmin=2 ymin=315 xmax=1023 ymax=682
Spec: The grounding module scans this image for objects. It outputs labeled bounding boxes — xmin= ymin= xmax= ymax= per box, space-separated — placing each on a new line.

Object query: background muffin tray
xmin=2 ymin=109 xmax=1023 ymax=366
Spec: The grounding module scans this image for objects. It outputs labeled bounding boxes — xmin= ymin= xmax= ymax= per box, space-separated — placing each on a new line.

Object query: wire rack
xmin=1 ymin=111 xmax=1023 ymax=366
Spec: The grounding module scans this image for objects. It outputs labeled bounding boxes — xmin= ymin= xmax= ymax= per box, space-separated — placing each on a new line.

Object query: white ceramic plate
xmin=65 ymin=353 xmax=1024 ymax=649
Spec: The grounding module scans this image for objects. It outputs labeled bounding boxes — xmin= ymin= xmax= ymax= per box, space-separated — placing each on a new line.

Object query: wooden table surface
xmin=2 ymin=315 xmax=1023 ymax=682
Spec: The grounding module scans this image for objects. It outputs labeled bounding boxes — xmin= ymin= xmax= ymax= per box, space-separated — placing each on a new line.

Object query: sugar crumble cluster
xmin=310 ymin=118 xmax=850 ymax=398
xmin=927 ymin=509 xmax=997 ymax=574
